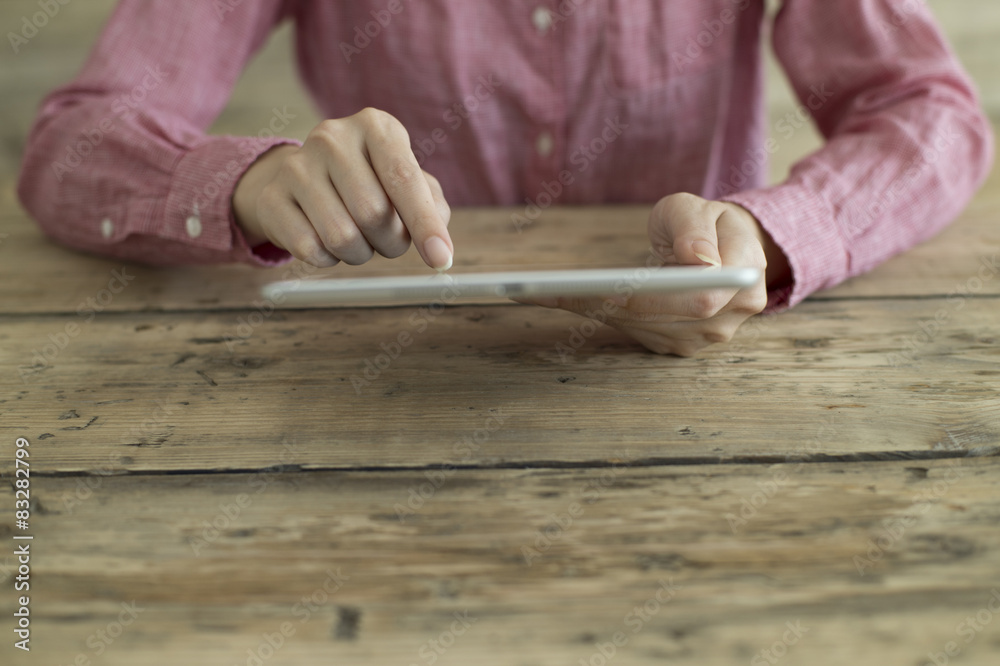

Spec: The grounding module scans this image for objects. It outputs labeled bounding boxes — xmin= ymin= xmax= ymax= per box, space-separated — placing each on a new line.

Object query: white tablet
xmin=260 ymin=266 xmax=760 ymax=306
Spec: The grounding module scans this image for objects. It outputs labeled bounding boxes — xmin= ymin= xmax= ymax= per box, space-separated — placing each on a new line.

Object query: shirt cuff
xmin=163 ymin=135 xmax=301 ymax=267
xmin=722 ymin=184 xmax=847 ymax=311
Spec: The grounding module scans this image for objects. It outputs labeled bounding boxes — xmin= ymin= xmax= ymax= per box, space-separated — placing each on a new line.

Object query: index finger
xmin=365 ymin=129 xmax=453 ymax=271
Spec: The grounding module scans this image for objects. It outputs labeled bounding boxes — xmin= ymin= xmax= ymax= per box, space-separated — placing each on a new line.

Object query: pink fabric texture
xmin=18 ymin=0 xmax=993 ymax=309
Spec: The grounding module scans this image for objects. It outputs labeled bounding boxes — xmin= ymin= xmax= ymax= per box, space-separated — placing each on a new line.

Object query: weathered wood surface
xmin=2 ymin=296 xmax=998 ymax=474
xmin=3 ymin=458 xmax=1000 ymax=666
xmin=2 ymin=1 xmax=999 ymax=665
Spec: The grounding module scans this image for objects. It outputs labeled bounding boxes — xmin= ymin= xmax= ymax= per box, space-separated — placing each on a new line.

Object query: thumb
xmin=648 ymin=196 xmax=722 ymax=267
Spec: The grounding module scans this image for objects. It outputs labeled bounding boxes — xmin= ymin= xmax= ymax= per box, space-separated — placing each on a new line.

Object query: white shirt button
xmin=532 ymin=6 xmax=552 ymax=33
xmin=100 ymin=218 xmax=114 ymax=239
xmin=536 ymin=131 xmax=554 ymax=157
xmin=185 ymin=216 xmax=203 ymax=238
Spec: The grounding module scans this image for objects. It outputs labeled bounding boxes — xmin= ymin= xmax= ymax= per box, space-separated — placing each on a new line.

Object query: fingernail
xmin=692 ymin=240 xmax=721 ymax=267
xmin=424 ymin=236 xmax=453 ymax=271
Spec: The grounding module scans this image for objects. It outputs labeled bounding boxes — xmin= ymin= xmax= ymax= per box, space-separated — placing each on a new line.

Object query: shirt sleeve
xmin=17 ymin=0 xmax=299 ymax=267
xmin=721 ymin=0 xmax=994 ymax=309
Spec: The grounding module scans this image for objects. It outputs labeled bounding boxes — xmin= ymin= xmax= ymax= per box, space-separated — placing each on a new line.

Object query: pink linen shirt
xmin=17 ymin=0 xmax=994 ymax=309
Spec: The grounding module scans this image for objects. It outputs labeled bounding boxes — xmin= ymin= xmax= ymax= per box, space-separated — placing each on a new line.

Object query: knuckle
xmin=279 ymin=154 xmax=311 ymax=183
xmin=291 ymin=238 xmax=328 ymax=266
xmin=744 ymin=289 xmax=768 ymax=314
xmin=643 ymin=336 xmax=695 ymax=356
xmin=732 ymin=280 xmax=767 ymax=315
xmin=310 ymin=130 xmax=341 ymax=155
xmin=438 ymin=199 xmax=452 ymax=225
xmin=673 ymin=191 xmax=700 ymax=203
xmin=646 ymin=340 xmax=675 ymax=356
xmin=424 ymin=171 xmax=442 ymax=191
xmin=658 ymin=191 xmax=698 ymax=211
xmin=358 ymin=107 xmax=405 ymax=138
xmin=356 ymin=106 xmax=385 ymax=124
xmin=320 ymin=227 xmax=373 ymax=265
xmin=650 ymin=196 xmax=675 ymax=222
xmin=672 ymin=341 xmax=702 ymax=357
xmin=311 ymin=119 xmax=346 ymax=143
xmin=353 ymin=196 xmax=393 ymax=228
xmin=383 ymin=159 xmax=419 ymax=190
xmin=339 ymin=248 xmax=375 ymax=266
xmin=309 ymin=130 xmax=353 ymax=163
xmin=687 ymin=291 xmax=725 ymax=319
xmin=255 ymin=183 xmax=283 ymax=213
xmin=378 ymin=237 xmax=411 ymax=259
xmin=319 ymin=223 xmax=361 ymax=253
xmin=702 ymin=327 xmax=733 ymax=345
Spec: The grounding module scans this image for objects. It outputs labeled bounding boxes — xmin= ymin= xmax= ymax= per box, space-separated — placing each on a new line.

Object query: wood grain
xmin=2 ymin=297 xmax=998 ymax=474
xmin=4 ymin=457 xmax=999 ymax=666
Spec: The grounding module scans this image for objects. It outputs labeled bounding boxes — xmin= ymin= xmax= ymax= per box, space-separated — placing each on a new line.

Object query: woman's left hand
xmin=516 ymin=193 xmax=787 ymax=356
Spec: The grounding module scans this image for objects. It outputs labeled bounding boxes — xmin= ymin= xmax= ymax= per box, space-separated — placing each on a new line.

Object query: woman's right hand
xmin=233 ymin=107 xmax=453 ymax=270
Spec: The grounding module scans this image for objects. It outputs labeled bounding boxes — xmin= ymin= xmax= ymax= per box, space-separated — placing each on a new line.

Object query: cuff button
xmin=185 ymin=216 xmax=203 ymax=239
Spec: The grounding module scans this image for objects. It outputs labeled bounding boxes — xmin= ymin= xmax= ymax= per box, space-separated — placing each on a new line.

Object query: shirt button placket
xmin=524 ymin=4 xmax=566 ymax=206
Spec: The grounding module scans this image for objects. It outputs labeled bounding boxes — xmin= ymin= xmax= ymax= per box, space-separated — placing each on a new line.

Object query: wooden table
xmin=1 ymin=148 xmax=999 ymax=665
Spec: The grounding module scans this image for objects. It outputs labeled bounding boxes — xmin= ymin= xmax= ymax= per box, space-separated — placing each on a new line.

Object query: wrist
xmin=727 ymin=203 xmax=791 ymax=289
xmin=232 ymin=144 xmax=298 ymax=247
xmin=757 ymin=224 xmax=791 ymax=289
